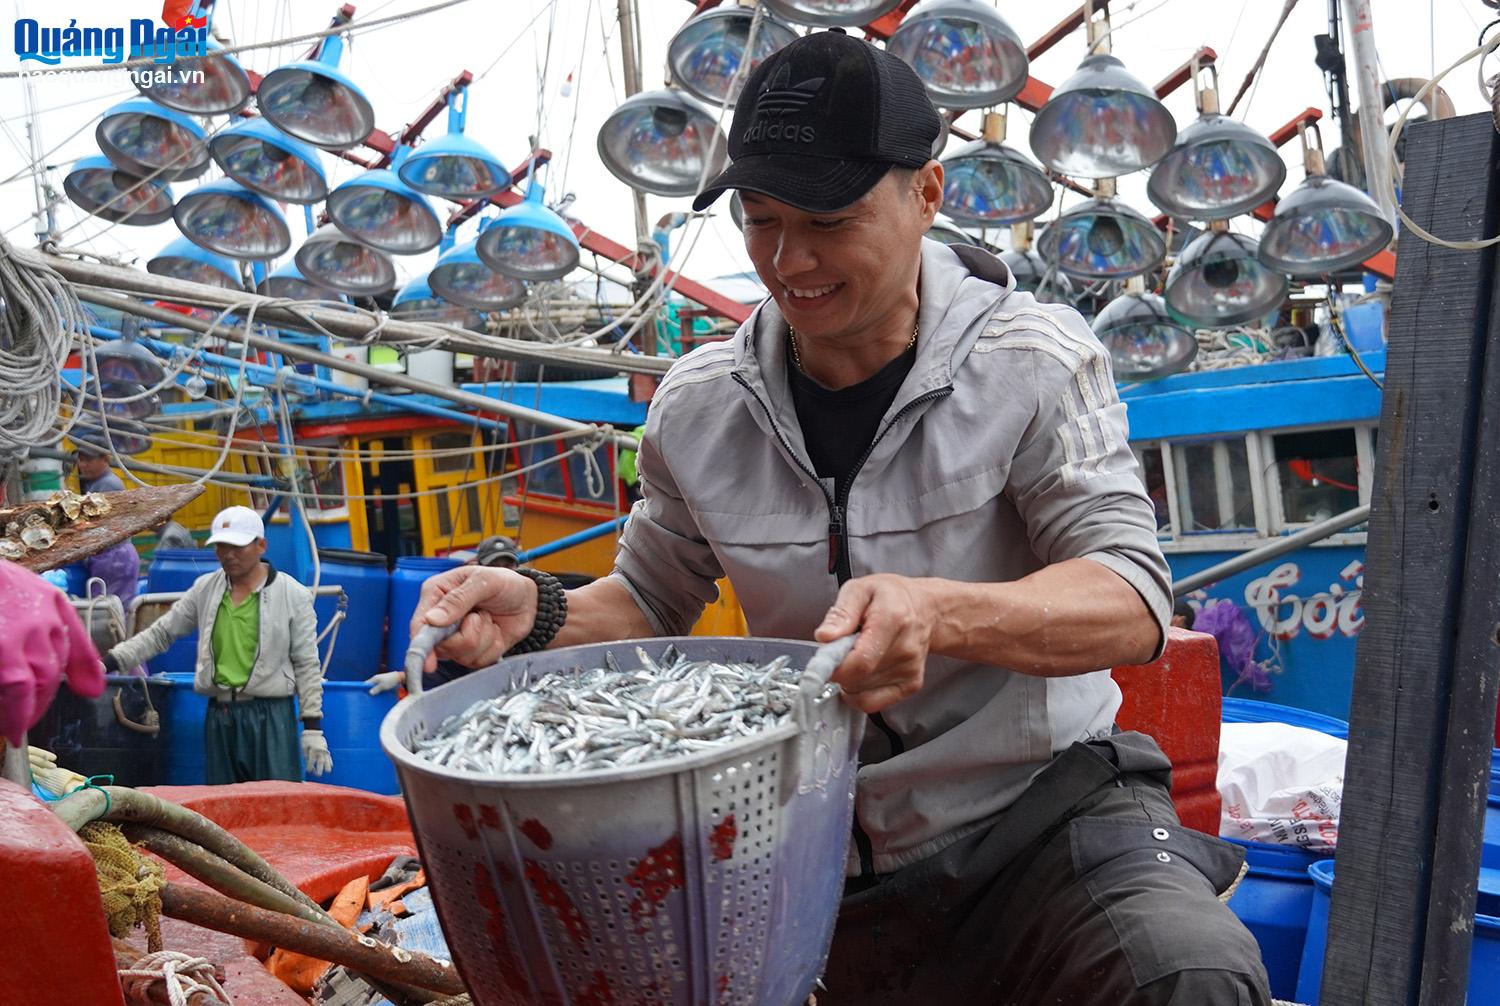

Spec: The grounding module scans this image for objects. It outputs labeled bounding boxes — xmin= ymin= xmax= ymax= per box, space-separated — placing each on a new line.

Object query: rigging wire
xmin=1226 ymin=0 xmax=1302 ymax=117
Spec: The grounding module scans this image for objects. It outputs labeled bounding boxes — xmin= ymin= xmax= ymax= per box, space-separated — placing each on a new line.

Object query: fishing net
xmin=80 ymin=820 xmax=165 ymax=952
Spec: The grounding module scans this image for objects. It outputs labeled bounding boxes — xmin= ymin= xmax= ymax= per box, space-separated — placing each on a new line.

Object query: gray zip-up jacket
xmin=610 ymin=239 xmax=1171 ymax=875
xmin=109 ymin=562 xmax=323 ymax=719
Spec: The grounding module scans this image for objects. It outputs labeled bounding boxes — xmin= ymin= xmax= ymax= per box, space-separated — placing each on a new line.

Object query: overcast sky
xmin=0 ymin=0 xmax=1491 ymax=303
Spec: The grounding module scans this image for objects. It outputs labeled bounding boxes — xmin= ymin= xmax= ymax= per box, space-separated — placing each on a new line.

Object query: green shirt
xmin=210 ymin=588 xmax=260 ymax=689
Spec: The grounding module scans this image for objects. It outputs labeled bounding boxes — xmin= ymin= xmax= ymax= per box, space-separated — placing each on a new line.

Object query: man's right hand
xmin=411 ymin=566 xmax=539 ymax=672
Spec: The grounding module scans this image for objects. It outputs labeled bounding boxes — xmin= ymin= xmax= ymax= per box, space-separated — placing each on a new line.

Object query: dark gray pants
xmin=204 ymin=695 xmax=302 ymax=785
xmin=819 ymin=732 xmax=1271 ymax=1005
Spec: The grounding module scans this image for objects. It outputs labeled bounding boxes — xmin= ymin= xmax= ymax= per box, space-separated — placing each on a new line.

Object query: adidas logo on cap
xmin=742 ymin=64 xmax=823 ymax=145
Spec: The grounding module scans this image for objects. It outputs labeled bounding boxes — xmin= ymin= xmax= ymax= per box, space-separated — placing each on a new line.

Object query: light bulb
xmin=184 ymin=373 xmax=208 ymax=399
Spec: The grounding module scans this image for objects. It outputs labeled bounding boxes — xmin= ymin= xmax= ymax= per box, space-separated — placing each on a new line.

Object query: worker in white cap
xmin=104 ymin=505 xmax=331 ymax=783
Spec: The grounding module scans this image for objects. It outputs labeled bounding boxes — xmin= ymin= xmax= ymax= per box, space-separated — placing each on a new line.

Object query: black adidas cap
xmin=692 ymin=29 xmax=941 ymax=214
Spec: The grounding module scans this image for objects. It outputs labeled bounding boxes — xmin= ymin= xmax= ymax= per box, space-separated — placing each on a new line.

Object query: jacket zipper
xmin=735 ymin=374 xmax=954 ymax=876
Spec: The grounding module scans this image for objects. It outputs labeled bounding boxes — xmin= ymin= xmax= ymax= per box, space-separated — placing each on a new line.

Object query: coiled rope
xmin=0 ymin=231 xmax=89 ymax=462
xmin=118 ymin=951 xmax=232 ymax=1006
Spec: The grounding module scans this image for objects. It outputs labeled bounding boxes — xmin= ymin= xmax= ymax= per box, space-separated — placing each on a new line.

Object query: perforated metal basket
xmin=380 ymin=636 xmax=864 ymax=1006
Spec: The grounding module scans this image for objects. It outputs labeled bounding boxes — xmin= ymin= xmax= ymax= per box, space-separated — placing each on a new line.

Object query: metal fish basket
xmin=379 ymin=636 xmax=865 ymax=1006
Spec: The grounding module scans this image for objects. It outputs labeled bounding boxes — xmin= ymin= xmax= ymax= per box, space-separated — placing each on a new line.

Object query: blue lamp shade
xmin=941 ymin=139 xmax=1053 ymax=225
xmin=391 ymin=275 xmax=487 ymax=329
xmin=69 ymin=416 xmax=152 ymax=456
xmin=173 ymin=179 xmax=291 ymax=260
xmin=208 ymin=119 xmax=328 ymax=205
xmin=96 ymin=98 xmax=210 ymax=180
xmin=92 ymin=339 xmax=166 ymax=388
xmin=326 ymin=163 xmax=443 ymax=255
xmin=887 ymin=0 xmax=1029 ymax=109
xmin=597 ymin=89 xmax=726 ymax=197
xmin=1166 ymin=229 xmax=1288 ymax=327
xmin=762 ymin=0 xmax=904 ymax=28
xmin=1001 ymin=248 xmax=1075 ymax=305
xmin=1258 ymin=175 xmax=1395 ymax=276
xmin=1147 ymin=115 xmax=1286 ymax=220
xmin=1038 ymin=198 xmax=1166 ymax=280
xmin=1029 ymin=54 xmax=1177 ymax=177
xmin=476 ymin=186 xmax=581 ymax=282
xmin=64 ymin=156 xmax=175 ymax=226
xmin=258 ymin=260 xmax=344 ymax=302
xmin=667 ymin=7 xmax=799 ymax=107
xmin=294 ymin=226 xmax=396 ymax=297
xmin=398 ymin=134 xmax=510 ymax=200
xmin=147 ymin=236 xmax=242 ymax=289
xmin=429 ymin=238 xmax=527 ymax=311
xmin=256 ymin=36 xmax=375 ymax=150
xmin=132 ymin=38 xmax=252 ymax=115
xmin=1092 ymin=292 xmax=1198 ymax=380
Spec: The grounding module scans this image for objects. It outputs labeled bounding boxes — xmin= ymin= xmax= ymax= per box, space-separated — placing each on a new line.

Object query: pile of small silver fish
xmin=413 ymin=645 xmax=823 ymax=774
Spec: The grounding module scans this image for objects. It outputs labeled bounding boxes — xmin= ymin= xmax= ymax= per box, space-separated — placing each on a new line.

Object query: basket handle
xmin=798 ymin=633 xmax=858 ymax=698
xmin=404 ymin=623 xmax=459 ymax=697
xmin=794 ymin=633 xmax=861 ymax=796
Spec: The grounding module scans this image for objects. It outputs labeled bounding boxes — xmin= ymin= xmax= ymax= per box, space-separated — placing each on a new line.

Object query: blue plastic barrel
xmin=318 ymin=680 xmax=400 ymax=794
xmin=1298 ymin=860 xmax=1500 ymax=1003
xmin=385 ymin=556 xmax=462 ymax=672
xmin=160 ymin=672 xmax=207 ymax=785
xmin=1484 ymin=750 xmax=1500 ymax=870
xmin=1224 ymin=837 xmax=1323 ymax=1001
xmin=314 ymin=548 xmax=390 ymax=681
xmin=143 ymin=549 xmax=219 ymax=676
xmin=159 ymin=674 xmax=399 ymax=793
xmin=1221 ymin=697 xmax=1350 ymax=740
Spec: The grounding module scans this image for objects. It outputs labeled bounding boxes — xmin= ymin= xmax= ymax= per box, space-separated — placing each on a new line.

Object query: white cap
xmin=206 ymin=505 xmax=264 ymax=547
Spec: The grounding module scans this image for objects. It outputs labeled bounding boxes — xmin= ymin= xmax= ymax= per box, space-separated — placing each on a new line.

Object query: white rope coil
xmin=118 ymin=950 xmax=232 ymax=1006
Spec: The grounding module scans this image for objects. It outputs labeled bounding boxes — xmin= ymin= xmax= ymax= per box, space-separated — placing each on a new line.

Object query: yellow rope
xmin=79 ymin=821 xmax=166 ymax=953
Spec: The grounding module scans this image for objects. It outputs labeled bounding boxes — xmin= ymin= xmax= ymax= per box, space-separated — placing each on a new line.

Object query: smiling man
xmin=103 ymin=505 xmax=330 ymax=784
xmin=411 ymin=29 xmax=1269 ymax=1005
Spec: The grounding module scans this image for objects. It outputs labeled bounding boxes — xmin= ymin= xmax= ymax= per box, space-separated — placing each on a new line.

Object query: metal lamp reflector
xmin=326 ymin=150 xmax=443 ymax=255
xmin=941 ymin=114 xmax=1053 ymax=225
xmin=1166 ymin=229 xmax=1288 ymax=327
xmin=1258 ymin=175 xmax=1394 ymax=276
xmin=1147 ymin=114 xmax=1285 ymax=220
xmin=256 ymin=34 xmax=375 ymax=150
xmin=147 ymin=236 xmax=242 ymax=289
xmin=1001 ymin=248 xmax=1075 ymax=304
xmin=294 ymin=226 xmax=396 ymax=297
xmin=476 ymin=182 xmax=581 ymax=282
xmin=597 ymin=89 xmax=726 ymax=197
xmin=174 ymin=179 xmax=291 ymax=260
xmin=1038 ymin=197 xmax=1166 ymax=280
xmin=64 ymin=156 xmax=174 ymax=225
xmin=762 ymin=0 xmax=905 ymax=28
xmin=1029 ymin=53 xmax=1177 ymax=177
xmin=208 ymin=119 xmax=328 ymax=204
xmin=391 ymin=274 xmax=488 ymax=329
xmin=1092 ymin=291 xmax=1197 ymax=380
xmin=668 ymin=6 xmax=799 ymax=107
xmin=96 ymin=98 xmax=210 ymax=180
xmin=132 ymin=39 xmax=251 ymax=115
xmin=887 ymin=0 xmax=1029 ymax=109
xmin=398 ymin=88 xmax=511 ymax=199
xmin=429 ymin=236 xmax=528 ymax=311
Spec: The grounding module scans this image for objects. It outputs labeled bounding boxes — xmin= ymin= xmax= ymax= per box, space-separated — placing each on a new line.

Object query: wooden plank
xmin=1 ymin=484 xmax=205 ymax=573
xmin=1320 ymin=112 xmax=1500 ymax=1006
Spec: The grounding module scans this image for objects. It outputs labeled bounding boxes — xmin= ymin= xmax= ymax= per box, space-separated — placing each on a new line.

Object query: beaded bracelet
xmin=505 ymin=567 xmax=568 ymax=656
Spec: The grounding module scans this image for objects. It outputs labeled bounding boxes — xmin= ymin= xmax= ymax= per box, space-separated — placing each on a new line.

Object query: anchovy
xmin=411 ymin=648 xmax=831 ymax=775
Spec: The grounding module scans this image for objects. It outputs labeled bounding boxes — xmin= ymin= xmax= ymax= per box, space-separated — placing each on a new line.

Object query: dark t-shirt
xmin=788 ymin=340 xmax=917 ymax=500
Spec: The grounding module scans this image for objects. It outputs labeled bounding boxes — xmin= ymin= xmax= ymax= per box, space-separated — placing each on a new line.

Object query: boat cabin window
xmin=1172 ymin=438 xmax=1256 ymax=534
xmin=1272 ymin=428 xmax=1361 ymax=525
xmin=510 ymin=422 xmax=570 ymax=499
xmin=1132 ymin=444 xmax=1172 ymax=533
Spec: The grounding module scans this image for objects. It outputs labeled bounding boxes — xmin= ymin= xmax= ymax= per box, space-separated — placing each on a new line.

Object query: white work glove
xmin=364 ymin=671 xmax=404 ymax=696
xmin=301 ymin=729 xmax=333 ymax=777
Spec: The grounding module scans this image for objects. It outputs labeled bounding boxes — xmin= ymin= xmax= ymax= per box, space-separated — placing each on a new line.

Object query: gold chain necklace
xmin=788 ymin=317 xmax=919 ymax=373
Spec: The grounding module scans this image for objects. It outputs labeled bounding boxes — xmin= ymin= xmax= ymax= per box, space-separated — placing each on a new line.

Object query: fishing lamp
xmin=256 ymin=31 xmax=375 ymax=150
xmin=258 ymin=260 xmax=343 ymax=302
xmin=1147 ymin=60 xmax=1284 ymax=220
xmin=887 ymin=0 xmax=1029 ymax=109
xmin=1166 ymin=224 xmax=1288 ymax=327
xmin=208 ymin=119 xmax=328 ymax=205
xmin=147 ymin=236 xmax=242 ymax=289
xmin=70 ymin=417 xmax=152 ymax=457
xmin=667 ymin=5 xmax=799 ymax=107
xmin=96 ymin=98 xmax=210 ymax=181
xmin=1029 ymin=9 xmax=1175 ymax=177
xmin=762 ymin=0 xmax=904 ymax=27
xmin=597 ymin=89 xmax=726 ymax=197
xmin=173 ymin=179 xmax=292 ymax=260
xmin=476 ymin=176 xmax=581 ymax=282
xmin=1037 ymin=181 xmax=1165 ymax=280
xmin=941 ymin=110 xmax=1052 ymax=225
xmin=1001 ymin=248 xmax=1074 ymax=304
xmin=64 ymin=156 xmax=175 ymax=225
xmin=429 ymin=228 xmax=529 ymax=311
xmin=1093 ymin=280 xmax=1198 ymax=380
xmin=132 ymin=38 xmax=252 ymax=115
xmin=398 ymin=88 xmax=510 ymax=199
xmin=92 ymin=336 xmax=166 ymax=389
xmin=391 ymin=274 xmax=487 ymax=329
xmin=294 ymin=225 xmax=397 ymax=297
xmin=326 ymin=148 xmax=443 ymax=255
xmin=1258 ymin=122 xmax=1394 ymax=276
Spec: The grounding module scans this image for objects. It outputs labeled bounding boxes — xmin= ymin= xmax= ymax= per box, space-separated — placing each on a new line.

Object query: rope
xmin=79 ymin=821 xmax=166 ymax=952
xmin=119 ymin=951 xmax=232 ymax=1006
xmin=1216 ymin=858 xmax=1251 ymax=904
xmin=0 ymin=230 xmax=89 ymax=461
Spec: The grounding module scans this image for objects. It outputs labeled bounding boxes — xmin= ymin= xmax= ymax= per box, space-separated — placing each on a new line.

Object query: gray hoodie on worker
xmin=609 ymin=239 xmax=1171 ymax=876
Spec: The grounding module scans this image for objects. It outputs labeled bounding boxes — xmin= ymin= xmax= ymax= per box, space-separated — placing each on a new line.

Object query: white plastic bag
xmin=1218 ymin=721 xmax=1347 ymax=852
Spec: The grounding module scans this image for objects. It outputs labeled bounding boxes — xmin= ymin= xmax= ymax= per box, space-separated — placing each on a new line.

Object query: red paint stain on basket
xmin=520 ymin=818 xmax=554 ymax=849
xmin=709 ymin=815 xmax=737 ymax=861
xmin=525 ymin=858 xmax=589 ymax=946
xmin=453 ymin=803 xmax=478 ymax=840
xmin=575 ymin=969 xmax=616 ymax=1006
xmin=627 ymin=834 xmax=685 ymax=924
xmin=479 ymin=804 xmax=501 ymax=830
xmin=472 ymin=862 xmax=526 ymax=994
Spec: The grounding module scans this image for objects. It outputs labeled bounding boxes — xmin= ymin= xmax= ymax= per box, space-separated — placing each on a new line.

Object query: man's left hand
xmin=301 ymin=729 xmax=333 ymax=777
xmin=814 ymin=574 xmax=935 ymax=714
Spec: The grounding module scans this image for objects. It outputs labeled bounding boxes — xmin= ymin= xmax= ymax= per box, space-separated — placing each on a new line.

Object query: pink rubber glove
xmin=0 ymin=559 xmax=104 ymax=745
